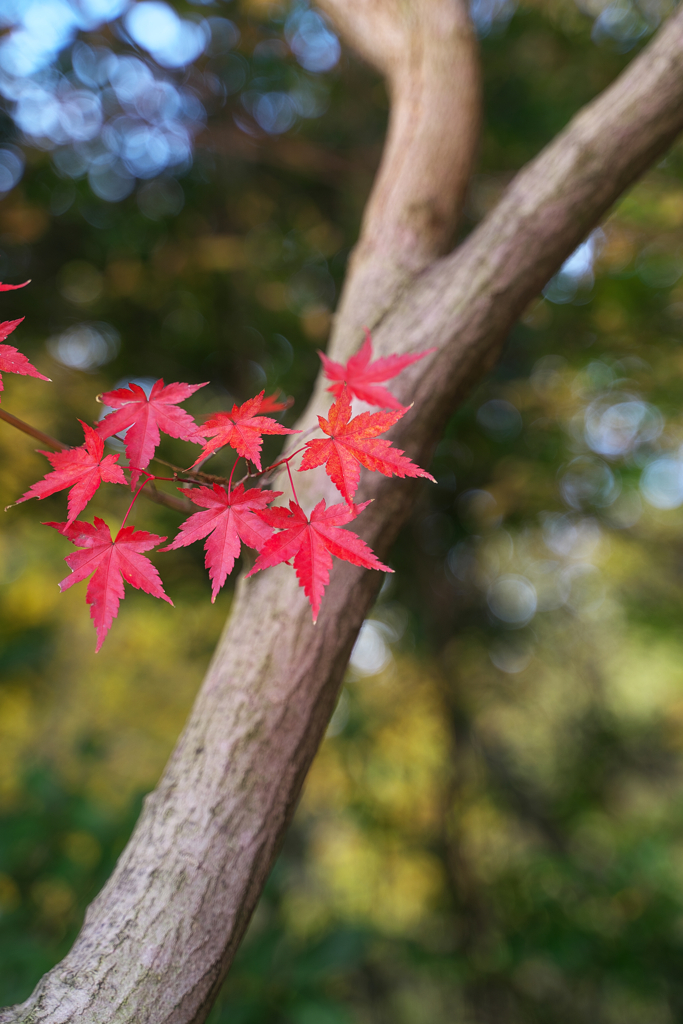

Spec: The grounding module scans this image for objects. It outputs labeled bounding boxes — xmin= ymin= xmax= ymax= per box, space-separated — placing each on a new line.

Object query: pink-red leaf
xmin=193 ymin=391 xmax=299 ymax=471
xmin=0 ymin=318 xmax=51 ymax=400
xmin=258 ymin=391 xmax=294 ymax=413
xmin=247 ymin=498 xmax=392 ymax=622
xmin=319 ymin=329 xmax=435 ymax=410
xmin=300 ymin=386 xmax=435 ymax=504
xmin=47 ymin=517 xmax=172 ymax=651
xmin=0 ymin=319 xmax=23 ymax=343
xmin=160 ymin=483 xmax=282 ymax=601
xmin=16 ymin=420 xmax=126 ymax=525
xmin=96 ymin=378 xmax=207 ymax=488
xmin=0 ymin=280 xmax=30 ymax=291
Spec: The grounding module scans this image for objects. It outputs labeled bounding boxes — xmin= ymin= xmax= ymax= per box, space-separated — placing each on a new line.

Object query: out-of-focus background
xmin=2 ymin=0 xmax=683 ymax=1019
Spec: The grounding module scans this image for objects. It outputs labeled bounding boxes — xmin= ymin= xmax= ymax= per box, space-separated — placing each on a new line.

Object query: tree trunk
xmin=4 ymin=5 xmax=683 ymax=1022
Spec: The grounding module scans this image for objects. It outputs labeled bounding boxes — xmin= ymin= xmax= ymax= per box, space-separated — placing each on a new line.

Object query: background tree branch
xmin=317 ymin=0 xmax=481 ymax=349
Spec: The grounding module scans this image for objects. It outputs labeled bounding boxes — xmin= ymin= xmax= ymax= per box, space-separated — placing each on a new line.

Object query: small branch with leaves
xmin=1 ymin=289 xmax=435 ymax=649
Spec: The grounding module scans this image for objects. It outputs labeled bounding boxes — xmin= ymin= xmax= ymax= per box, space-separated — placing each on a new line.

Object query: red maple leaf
xmin=160 ymin=483 xmax=282 ymax=601
xmin=247 ymin=498 xmax=392 ymax=622
xmin=193 ymin=391 xmax=299 ymax=471
xmin=319 ymin=329 xmax=435 ymax=410
xmin=258 ymin=391 xmax=294 ymax=413
xmin=47 ymin=517 xmax=172 ymax=651
xmin=16 ymin=420 xmax=126 ymax=525
xmin=299 ymin=386 xmax=435 ymax=505
xmin=0 ymin=318 xmax=50 ymax=401
xmin=0 ymin=280 xmax=30 ymax=291
xmin=96 ymin=379 xmax=207 ymax=488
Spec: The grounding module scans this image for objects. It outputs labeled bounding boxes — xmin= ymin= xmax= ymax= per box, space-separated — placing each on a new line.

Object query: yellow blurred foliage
xmin=300 ymin=306 xmax=331 ymax=342
xmin=309 ymin=822 xmax=444 ymax=933
xmin=106 ymin=258 xmax=146 ymax=297
xmin=195 ymin=235 xmax=248 ymax=271
xmin=0 ymin=195 xmax=49 ymax=243
xmin=0 ymin=874 xmax=20 ymax=915
xmin=31 ymin=878 xmax=75 ymax=922
xmin=63 ymin=831 xmax=101 ymax=869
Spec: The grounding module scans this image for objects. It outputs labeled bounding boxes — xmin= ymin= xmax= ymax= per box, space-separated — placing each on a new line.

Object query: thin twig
xmin=138 ymin=481 xmax=194 ymax=514
xmin=0 ymin=405 xmax=306 ymax=516
xmin=121 ymin=474 xmax=151 ymax=528
xmin=150 ymin=455 xmax=231 ymax=486
xmin=0 ymin=407 xmax=70 ymax=452
xmin=1 ymin=407 xmax=194 ymax=515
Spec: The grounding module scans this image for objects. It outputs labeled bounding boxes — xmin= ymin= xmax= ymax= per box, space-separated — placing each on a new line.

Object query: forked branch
xmin=4 ymin=3 xmax=683 ymax=1023
xmin=317 ymin=0 xmax=481 ymax=351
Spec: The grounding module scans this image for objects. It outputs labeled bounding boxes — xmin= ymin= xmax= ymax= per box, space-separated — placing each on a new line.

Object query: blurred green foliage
xmin=3 ymin=0 xmax=683 ymax=1021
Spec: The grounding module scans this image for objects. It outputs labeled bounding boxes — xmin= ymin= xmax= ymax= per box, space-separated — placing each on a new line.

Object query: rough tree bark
xmin=4 ymin=3 xmax=683 ymax=1021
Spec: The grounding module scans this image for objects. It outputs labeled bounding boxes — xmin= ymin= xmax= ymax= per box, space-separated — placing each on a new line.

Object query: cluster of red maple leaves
xmin=1 ymin=281 xmax=435 ymax=649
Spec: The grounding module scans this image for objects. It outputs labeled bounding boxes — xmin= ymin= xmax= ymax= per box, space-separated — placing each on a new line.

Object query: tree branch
xmin=317 ymin=0 xmax=481 ymax=350
xmin=0 ymin=410 xmax=194 ymax=515
xmin=0 ymin=407 xmax=69 ymax=452
xmin=5 ymin=5 xmax=683 ymax=1023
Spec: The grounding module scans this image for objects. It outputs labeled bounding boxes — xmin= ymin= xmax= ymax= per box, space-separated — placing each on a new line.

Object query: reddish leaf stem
xmin=121 ymin=472 xmax=153 ymax=529
xmin=227 ymin=458 xmax=240 ymax=500
xmin=261 ymin=446 xmax=307 ymax=475
xmin=286 ymin=460 xmax=299 ymax=506
xmin=231 ymin=446 xmax=309 ymax=492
